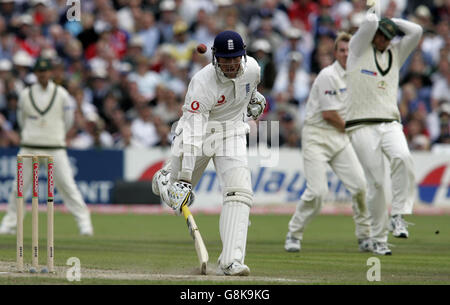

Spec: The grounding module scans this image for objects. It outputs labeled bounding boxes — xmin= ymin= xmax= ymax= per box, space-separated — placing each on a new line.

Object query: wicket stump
xmin=16 ymin=154 xmax=55 ymax=273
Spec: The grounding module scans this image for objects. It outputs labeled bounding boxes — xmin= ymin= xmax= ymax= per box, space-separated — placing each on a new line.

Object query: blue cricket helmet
xmin=212 ymin=30 xmax=246 ymax=58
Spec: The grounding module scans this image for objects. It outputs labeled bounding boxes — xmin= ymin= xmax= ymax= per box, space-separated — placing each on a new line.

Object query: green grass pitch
xmin=0 ymin=211 xmax=449 ymax=284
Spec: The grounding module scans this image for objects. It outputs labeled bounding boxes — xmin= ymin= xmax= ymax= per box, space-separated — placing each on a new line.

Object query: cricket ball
xmin=197 ymin=43 xmax=207 ymax=54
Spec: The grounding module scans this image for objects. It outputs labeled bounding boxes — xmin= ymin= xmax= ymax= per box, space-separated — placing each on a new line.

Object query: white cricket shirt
xmin=304 ymin=61 xmax=347 ymax=129
xmin=18 ymin=81 xmax=74 ymax=148
xmin=176 ymin=56 xmax=261 ymax=179
xmin=345 ymin=13 xmax=423 ymax=129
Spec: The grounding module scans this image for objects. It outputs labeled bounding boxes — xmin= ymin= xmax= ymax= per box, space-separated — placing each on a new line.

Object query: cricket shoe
xmin=372 ymin=242 xmax=392 ymax=255
xmin=358 ymin=238 xmax=373 ymax=252
xmin=217 ymin=262 xmax=250 ymax=276
xmin=389 ymin=215 xmax=412 ymax=238
xmin=284 ymin=232 xmax=301 ymax=252
xmin=78 ymin=219 xmax=94 ymax=236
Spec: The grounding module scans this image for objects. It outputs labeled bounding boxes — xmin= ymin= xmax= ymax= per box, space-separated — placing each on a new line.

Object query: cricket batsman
xmin=284 ymin=33 xmax=372 ymax=253
xmin=345 ymin=0 xmax=423 ymax=254
xmin=152 ymin=31 xmax=265 ymax=276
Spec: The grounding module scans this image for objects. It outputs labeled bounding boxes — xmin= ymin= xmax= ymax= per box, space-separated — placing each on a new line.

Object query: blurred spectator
xmin=123 ymin=34 xmax=145 ymax=68
xmin=117 ymin=0 xmax=142 ymax=34
xmin=404 ymin=117 xmax=431 ymax=151
xmin=69 ymin=111 xmax=114 ymax=149
xmin=0 ymin=91 xmax=19 ymax=131
xmin=310 ymin=31 xmax=335 ymax=74
xmin=401 ymin=72 xmax=432 ymax=112
xmin=250 ymin=10 xmax=284 ymax=54
xmin=0 ymin=0 xmax=17 ymax=25
xmin=272 ymin=51 xmax=310 ymax=107
xmin=157 ymin=0 xmax=178 ymax=43
xmin=0 ymin=58 xmax=13 ymax=108
xmin=421 ymin=19 xmax=448 ymax=65
xmin=431 ymin=61 xmax=450 ymax=109
xmin=433 ymin=103 xmax=450 ymax=145
xmin=248 ymin=0 xmax=292 ymax=35
xmin=274 ymin=27 xmax=313 ymax=72
xmin=114 ymin=122 xmax=145 ymax=148
xmin=137 ymin=10 xmax=161 ymax=58
xmin=161 ymin=20 xmax=197 ymax=66
xmin=288 ymin=0 xmax=320 ymax=32
xmin=157 ymin=50 xmax=187 ymax=97
xmin=0 ymin=112 xmax=19 ymax=147
xmin=190 ymin=9 xmax=218 ymax=61
xmin=127 ymin=55 xmax=162 ymax=101
xmin=399 ymin=83 xmax=426 ymax=122
xmin=283 ymin=130 xmax=302 ymax=148
xmin=248 ymin=38 xmax=276 ymax=95
xmin=279 ymin=112 xmax=302 ymax=147
xmin=130 ymin=104 xmax=160 ymax=147
xmin=312 ymin=0 xmax=339 ymax=42
xmin=76 ymin=13 xmax=99 ymax=53
xmin=12 ymin=50 xmax=35 ymax=87
xmin=219 ymin=6 xmax=249 ymax=45
xmin=154 ymin=116 xmax=172 ymax=148
xmin=151 ymin=85 xmax=182 ymax=125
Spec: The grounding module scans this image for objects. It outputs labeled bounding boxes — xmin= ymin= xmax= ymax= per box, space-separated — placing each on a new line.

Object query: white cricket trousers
xmin=349 ymin=122 xmax=416 ymax=243
xmin=1 ymin=148 xmax=91 ymax=229
xmin=288 ymin=125 xmax=371 ymax=241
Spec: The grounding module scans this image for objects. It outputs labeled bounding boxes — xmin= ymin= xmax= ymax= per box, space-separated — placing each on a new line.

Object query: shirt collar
xmin=36 ymin=80 xmax=54 ymax=91
xmin=333 ymin=61 xmax=346 ymax=78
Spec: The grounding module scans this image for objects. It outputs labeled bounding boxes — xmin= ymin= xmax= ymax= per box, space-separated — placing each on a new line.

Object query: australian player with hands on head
xmin=284 ymin=33 xmax=372 ymax=254
xmin=345 ymin=0 xmax=423 ymax=254
xmin=152 ymin=31 xmax=265 ymax=276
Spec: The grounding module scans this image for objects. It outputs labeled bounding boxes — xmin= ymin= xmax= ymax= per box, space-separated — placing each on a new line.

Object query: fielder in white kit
xmin=0 ymin=58 xmax=93 ymax=236
xmin=345 ymin=2 xmax=423 ymax=254
xmin=284 ymin=33 xmax=372 ymax=253
xmin=152 ymin=31 xmax=266 ymax=276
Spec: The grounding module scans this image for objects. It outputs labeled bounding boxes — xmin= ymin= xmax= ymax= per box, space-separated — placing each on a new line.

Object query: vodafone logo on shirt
xmin=191 ymin=101 xmax=200 ymax=111
xmin=216 ymin=95 xmax=226 ymax=106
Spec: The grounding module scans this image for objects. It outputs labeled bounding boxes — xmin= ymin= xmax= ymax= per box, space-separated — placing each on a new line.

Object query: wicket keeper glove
xmin=247 ymin=91 xmax=266 ymax=120
xmin=167 ymin=181 xmax=194 ymax=214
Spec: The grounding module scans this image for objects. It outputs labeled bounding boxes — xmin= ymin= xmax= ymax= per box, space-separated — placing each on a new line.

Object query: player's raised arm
xmin=348 ymin=3 xmax=379 ymax=58
xmin=391 ymin=18 xmax=423 ymax=66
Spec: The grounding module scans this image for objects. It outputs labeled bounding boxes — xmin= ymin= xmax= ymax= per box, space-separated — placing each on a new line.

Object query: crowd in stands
xmin=0 ymin=0 xmax=448 ymax=151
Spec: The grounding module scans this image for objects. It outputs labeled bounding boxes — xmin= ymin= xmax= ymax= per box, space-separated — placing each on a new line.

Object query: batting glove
xmin=247 ymin=91 xmax=266 ymax=120
xmin=167 ymin=181 xmax=194 ymax=214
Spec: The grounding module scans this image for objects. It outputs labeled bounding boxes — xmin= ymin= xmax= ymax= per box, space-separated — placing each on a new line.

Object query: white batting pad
xmin=219 ymin=201 xmax=250 ymax=268
xmin=221 ymin=166 xmax=253 ymax=207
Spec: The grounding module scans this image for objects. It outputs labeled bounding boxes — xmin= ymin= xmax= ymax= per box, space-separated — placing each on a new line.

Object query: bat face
xmin=182 ymin=205 xmax=209 ymax=275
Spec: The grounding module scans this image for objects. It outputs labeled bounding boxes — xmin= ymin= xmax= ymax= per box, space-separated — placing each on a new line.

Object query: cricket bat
xmin=181 ymin=204 xmax=209 ymax=275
